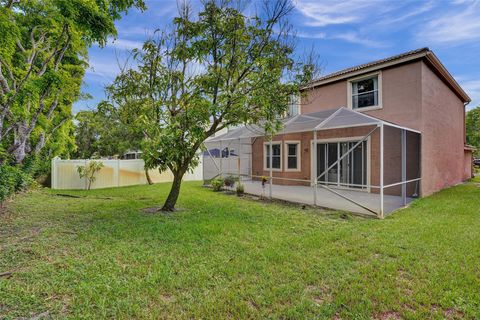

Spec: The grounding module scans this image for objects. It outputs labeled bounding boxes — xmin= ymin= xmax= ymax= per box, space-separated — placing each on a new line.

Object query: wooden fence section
xmin=51 ymin=157 xmax=203 ymax=190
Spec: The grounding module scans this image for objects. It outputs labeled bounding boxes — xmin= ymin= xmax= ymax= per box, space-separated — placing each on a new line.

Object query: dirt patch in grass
xmin=304 ymin=284 xmax=332 ymax=306
xmin=159 ymin=293 xmax=174 ymax=303
xmin=140 ymin=206 xmax=185 ymax=215
xmin=373 ymin=311 xmax=402 ymax=320
xmin=444 ymin=308 xmax=465 ymax=319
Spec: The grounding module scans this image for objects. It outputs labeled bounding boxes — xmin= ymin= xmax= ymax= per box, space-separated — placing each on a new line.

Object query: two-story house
xmin=205 ymin=48 xmax=473 ymax=216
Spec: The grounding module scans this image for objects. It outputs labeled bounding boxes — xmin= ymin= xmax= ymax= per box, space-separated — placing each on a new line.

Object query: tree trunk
xmin=161 ymin=169 xmax=186 ymax=212
xmin=145 ymin=168 xmax=153 ymax=185
xmin=10 ymin=122 xmax=30 ymax=164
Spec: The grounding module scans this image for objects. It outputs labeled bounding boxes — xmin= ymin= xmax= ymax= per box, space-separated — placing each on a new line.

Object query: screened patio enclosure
xmin=203 ymin=107 xmax=421 ymax=218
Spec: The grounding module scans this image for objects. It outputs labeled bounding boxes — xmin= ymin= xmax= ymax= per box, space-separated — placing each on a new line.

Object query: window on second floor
xmin=349 ymin=73 xmax=382 ymax=110
xmin=287 ymin=95 xmax=300 ymax=117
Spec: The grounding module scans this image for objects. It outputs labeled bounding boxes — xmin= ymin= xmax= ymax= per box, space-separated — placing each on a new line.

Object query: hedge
xmin=0 ymin=165 xmax=32 ymax=205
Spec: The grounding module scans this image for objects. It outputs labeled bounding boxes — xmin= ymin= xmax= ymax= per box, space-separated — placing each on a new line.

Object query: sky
xmin=75 ymin=0 xmax=480 ymax=113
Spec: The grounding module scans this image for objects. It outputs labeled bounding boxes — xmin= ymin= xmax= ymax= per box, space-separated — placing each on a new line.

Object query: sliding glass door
xmin=316 ymin=140 xmax=367 ymax=189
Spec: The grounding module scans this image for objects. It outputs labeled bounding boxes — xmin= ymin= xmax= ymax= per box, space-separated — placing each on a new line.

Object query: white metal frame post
xmin=269 ymin=138 xmax=273 ymax=199
xmin=238 ymin=138 xmax=241 ymax=183
xmin=313 ymin=130 xmax=318 ymax=206
xmin=219 ymin=140 xmax=223 ymax=178
xmin=401 ymin=129 xmax=407 ymax=206
xmin=380 ymin=123 xmax=384 ymax=219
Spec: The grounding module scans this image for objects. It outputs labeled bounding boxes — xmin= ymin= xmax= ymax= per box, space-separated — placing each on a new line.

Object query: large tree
xmin=73 ymin=101 xmax=143 ymax=159
xmin=0 ymin=0 xmax=145 ymax=166
xmin=108 ymin=0 xmax=316 ymax=211
xmin=466 ymin=106 xmax=480 ymax=157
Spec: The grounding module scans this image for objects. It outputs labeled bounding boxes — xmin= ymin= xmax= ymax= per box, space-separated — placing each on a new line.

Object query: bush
xmin=211 ymin=178 xmax=224 ymax=191
xmin=236 ymin=183 xmax=244 ymax=196
xmin=0 ymin=165 xmax=32 ymax=205
xmin=224 ymin=175 xmax=238 ymax=188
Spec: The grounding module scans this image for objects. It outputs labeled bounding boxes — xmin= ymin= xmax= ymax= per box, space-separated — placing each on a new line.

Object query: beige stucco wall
xmin=301 ymin=60 xmax=468 ymax=197
xmin=420 ymin=63 xmax=467 ymax=196
xmin=303 ymin=61 xmax=424 ymax=131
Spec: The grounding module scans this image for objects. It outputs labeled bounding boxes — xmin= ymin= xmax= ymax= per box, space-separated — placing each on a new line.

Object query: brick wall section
xmin=252 ymin=126 xmax=377 ymax=186
xmin=251 ymin=132 xmax=313 ymax=186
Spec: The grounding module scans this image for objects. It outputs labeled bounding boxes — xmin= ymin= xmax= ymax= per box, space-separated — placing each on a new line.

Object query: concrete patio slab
xmin=240 ymin=180 xmax=413 ymax=217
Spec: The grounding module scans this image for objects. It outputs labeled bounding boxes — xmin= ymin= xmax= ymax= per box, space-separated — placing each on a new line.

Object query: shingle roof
xmin=309 ymin=47 xmax=430 ymax=85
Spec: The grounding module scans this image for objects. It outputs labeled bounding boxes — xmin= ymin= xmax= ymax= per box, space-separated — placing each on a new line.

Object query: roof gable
xmin=303 ymin=48 xmax=470 ymax=103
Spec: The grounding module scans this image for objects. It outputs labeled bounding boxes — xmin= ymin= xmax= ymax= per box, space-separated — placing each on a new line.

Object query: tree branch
xmin=0 ymin=62 xmax=10 ymax=94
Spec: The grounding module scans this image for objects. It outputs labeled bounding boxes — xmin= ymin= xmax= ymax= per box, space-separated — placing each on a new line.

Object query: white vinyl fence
xmin=51 ymin=157 xmax=203 ymax=190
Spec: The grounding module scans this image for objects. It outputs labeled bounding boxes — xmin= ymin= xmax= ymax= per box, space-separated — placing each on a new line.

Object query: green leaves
xmin=0 ymin=0 xmax=144 ymax=165
xmin=466 ymin=106 xmax=480 ymax=157
xmin=106 ymin=0 xmax=312 ymax=209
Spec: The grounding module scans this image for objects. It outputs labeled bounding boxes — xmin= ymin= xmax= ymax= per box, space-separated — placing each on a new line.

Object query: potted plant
xmin=223 ymin=175 xmax=237 ymax=188
xmin=261 ymin=176 xmax=268 ymax=199
xmin=261 ymin=176 xmax=268 ymax=187
xmin=236 ymin=183 xmax=244 ymax=196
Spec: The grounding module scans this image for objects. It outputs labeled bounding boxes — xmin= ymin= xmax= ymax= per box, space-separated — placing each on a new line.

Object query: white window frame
xmin=347 ymin=71 xmax=382 ymax=112
xmin=263 ymin=141 xmax=282 ymax=171
xmin=287 ymin=95 xmax=301 ymax=117
xmin=284 ymin=140 xmax=301 ymax=172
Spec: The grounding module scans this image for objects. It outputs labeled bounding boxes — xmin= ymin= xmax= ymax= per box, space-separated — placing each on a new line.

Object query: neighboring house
xmin=251 ymin=48 xmax=472 ymax=197
xmin=120 ymin=151 xmax=143 ymax=160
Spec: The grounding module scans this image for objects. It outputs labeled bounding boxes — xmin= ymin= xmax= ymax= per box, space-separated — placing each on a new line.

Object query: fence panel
xmin=51 ymin=157 xmax=203 ymax=190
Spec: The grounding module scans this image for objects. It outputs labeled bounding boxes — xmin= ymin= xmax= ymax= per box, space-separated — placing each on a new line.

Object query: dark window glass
xmin=288 ymin=157 xmax=297 ymax=169
xmin=352 ymin=76 xmax=378 ymax=109
xmin=287 ymin=143 xmax=298 ymax=169
xmin=354 ymin=91 xmax=378 ymax=108
xmin=356 ymin=78 xmax=374 ymax=93
xmin=288 ymin=144 xmax=296 ymax=156
xmin=266 ymin=144 xmax=281 ymax=169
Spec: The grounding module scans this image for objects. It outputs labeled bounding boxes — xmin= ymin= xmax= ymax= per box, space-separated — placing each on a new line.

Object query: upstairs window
xmin=349 ymin=73 xmax=381 ymax=110
xmin=287 ymin=95 xmax=300 ymax=117
xmin=264 ymin=142 xmax=282 ymax=170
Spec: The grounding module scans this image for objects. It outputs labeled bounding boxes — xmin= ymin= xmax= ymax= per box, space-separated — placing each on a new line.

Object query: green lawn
xmin=1 ymin=179 xmax=480 ymax=319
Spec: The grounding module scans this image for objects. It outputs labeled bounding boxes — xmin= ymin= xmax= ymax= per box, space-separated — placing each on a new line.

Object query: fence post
xmin=117 ymin=159 xmax=120 ymax=187
xmin=51 ymin=157 xmax=58 ymax=189
xmin=84 ymin=159 xmax=88 ymax=190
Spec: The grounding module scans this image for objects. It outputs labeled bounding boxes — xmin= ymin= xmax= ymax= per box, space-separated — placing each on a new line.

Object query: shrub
xmin=224 ymin=175 xmax=238 ymax=188
xmin=236 ymin=183 xmax=244 ymax=196
xmin=77 ymin=161 xmax=104 ymax=190
xmin=211 ymin=178 xmax=224 ymax=191
xmin=0 ymin=165 xmax=33 ymax=205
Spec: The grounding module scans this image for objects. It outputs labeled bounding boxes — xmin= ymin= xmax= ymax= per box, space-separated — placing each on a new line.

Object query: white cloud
xmin=296 ymin=30 xmax=387 ymax=48
xmin=461 ymin=79 xmax=480 ymax=109
xmin=417 ymin=2 xmax=480 ymax=45
xmin=108 ymin=38 xmax=144 ymax=51
xmin=330 ymin=32 xmax=388 ymax=48
xmin=383 ymin=1 xmax=435 ymax=24
xmin=296 ymin=31 xmax=326 ymax=39
xmin=86 ymin=54 xmax=126 ymax=80
xmin=295 ymin=0 xmax=375 ymax=27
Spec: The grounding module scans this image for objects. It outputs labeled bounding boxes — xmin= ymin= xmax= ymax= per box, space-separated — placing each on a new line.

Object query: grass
xmin=1 ymin=178 xmax=480 ymax=319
